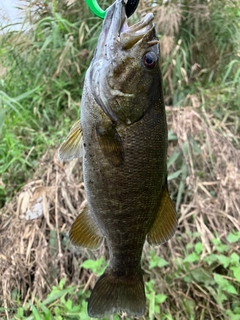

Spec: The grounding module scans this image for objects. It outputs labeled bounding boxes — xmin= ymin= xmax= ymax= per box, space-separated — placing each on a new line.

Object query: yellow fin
xmin=69 ymin=201 xmax=103 ymax=249
xmin=147 ymin=185 xmax=177 ymax=245
xmin=58 ymin=121 xmax=83 ymax=161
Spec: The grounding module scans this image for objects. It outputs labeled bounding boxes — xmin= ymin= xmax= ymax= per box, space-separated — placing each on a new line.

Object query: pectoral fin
xmin=70 ymin=201 xmax=103 ymax=249
xmin=58 ymin=121 xmax=83 ymax=161
xmin=96 ymin=122 xmax=124 ymax=167
xmin=147 ymin=184 xmax=177 ymax=245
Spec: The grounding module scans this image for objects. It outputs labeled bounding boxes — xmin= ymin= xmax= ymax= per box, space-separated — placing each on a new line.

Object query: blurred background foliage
xmin=0 ymin=0 xmax=239 ymax=204
xmin=0 ymin=0 xmax=240 ymax=319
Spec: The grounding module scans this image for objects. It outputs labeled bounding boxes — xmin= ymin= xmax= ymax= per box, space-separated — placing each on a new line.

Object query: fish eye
xmin=143 ymin=52 xmax=157 ymax=69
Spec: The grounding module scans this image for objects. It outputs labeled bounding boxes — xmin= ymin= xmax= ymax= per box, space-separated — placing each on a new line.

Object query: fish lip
xmin=120 ymin=13 xmax=154 ymax=49
xmin=104 ymin=0 xmax=154 ymax=49
xmin=120 ymin=12 xmax=154 ymax=35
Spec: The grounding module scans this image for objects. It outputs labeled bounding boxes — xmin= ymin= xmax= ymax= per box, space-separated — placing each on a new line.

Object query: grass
xmin=0 ymin=0 xmax=239 ymax=205
xmin=0 ymin=88 xmax=79 ymax=205
xmin=3 ymin=232 xmax=240 ymax=319
xmin=0 ymin=0 xmax=240 ymax=319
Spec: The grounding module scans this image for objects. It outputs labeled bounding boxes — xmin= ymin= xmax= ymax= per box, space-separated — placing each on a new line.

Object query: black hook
xmin=125 ymin=0 xmax=140 ymax=17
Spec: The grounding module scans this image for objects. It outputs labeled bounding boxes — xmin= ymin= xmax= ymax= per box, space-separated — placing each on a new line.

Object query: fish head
xmin=88 ymin=0 xmax=162 ymax=125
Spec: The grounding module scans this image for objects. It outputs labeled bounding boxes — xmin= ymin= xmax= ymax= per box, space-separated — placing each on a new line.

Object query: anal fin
xmin=147 ymin=184 xmax=177 ymax=245
xmin=69 ymin=200 xmax=103 ymax=249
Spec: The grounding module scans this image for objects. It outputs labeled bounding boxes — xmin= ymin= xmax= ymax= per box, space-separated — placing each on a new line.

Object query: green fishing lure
xmin=85 ymin=0 xmax=106 ymax=18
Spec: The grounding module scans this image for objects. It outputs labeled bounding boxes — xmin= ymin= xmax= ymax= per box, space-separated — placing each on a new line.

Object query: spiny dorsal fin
xmin=58 ymin=121 xmax=83 ymax=161
xmin=70 ymin=201 xmax=103 ymax=249
xmin=147 ymin=184 xmax=177 ymax=245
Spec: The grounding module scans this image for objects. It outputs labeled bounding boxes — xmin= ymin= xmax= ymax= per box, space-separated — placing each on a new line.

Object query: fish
xmin=58 ymin=0 xmax=177 ymax=317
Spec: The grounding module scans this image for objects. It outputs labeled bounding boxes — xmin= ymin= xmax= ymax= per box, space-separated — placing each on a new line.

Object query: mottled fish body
xmin=59 ymin=0 xmax=177 ymax=317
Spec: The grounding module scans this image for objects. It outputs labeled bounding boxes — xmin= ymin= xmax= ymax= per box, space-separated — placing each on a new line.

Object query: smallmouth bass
xmin=59 ymin=0 xmax=177 ymax=317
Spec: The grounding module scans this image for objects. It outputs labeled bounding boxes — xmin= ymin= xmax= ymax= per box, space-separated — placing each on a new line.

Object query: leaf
xmin=43 ymin=288 xmax=72 ymax=305
xmin=168 ymin=169 xmax=182 ymax=181
xmin=212 ymin=238 xmax=230 ymax=253
xmin=58 ymin=278 xmax=66 ymax=290
xmin=149 ymin=255 xmax=169 ymax=269
xmin=81 ymin=259 xmax=98 ymax=269
xmin=167 ymin=151 xmax=181 ymax=168
xmin=230 ymin=252 xmax=240 ymax=265
xmin=231 ymin=266 xmax=240 ymax=282
xmin=65 ymin=299 xmax=73 ymax=310
xmin=168 ymin=130 xmax=178 ymax=141
xmin=211 ymin=238 xmax=221 ymax=246
xmin=215 ymin=290 xmax=228 ymax=304
xmin=146 ymin=279 xmax=155 ymax=293
xmin=226 ymin=310 xmax=240 ymax=320
xmin=81 ymin=257 xmax=106 ymax=276
xmin=155 ymin=294 xmax=167 ymax=304
xmin=218 ymin=244 xmax=230 ymax=253
xmin=222 ymin=59 xmax=239 ymax=83
xmin=194 ymin=242 xmax=203 ymax=254
xmin=189 ymin=136 xmax=201 ymax=155
xmin=78 ymin=300 xmax=89 ymax=320
xmin=189 ymin=268 xmax=213 ymax=285
xmin=16 ymin=307 xmax=24 ymax=317
xmin=0 ymin=109 xmax=4 ymax=132
xmin=53 ymin=306 xmax=61 ymax=316
xmin=227 ymin=232 xmax=240 ymax=243
xmin=30 ymin=304 xmax=41 ymax=320
xmin=183 ymin=275 xmax=191 ymax=283
xmin=183 ymin=299 xmax=195 ymax=316
xmin=214 ymin=274 xmax=238 ymax=295
xmin=184 ymin=252 xmax=199 ymax=263
xmin=39 ymin=303 xmax=51 ymax=317
xmin=216 ymin=254 xmax=230 ymax=268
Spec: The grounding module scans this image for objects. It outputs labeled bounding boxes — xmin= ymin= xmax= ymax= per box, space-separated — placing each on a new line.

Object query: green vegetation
xmin=6 ymin=233 xmax=240 ymax=319
xmin=0 ymin=0 xmax=239 ymax=205
xmin=0 ymin=0 xmax=239 ymax=319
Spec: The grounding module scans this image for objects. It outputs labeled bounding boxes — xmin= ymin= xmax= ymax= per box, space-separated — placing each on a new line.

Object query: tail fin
xmin=87 ymin=270 xmax=146 ymax=318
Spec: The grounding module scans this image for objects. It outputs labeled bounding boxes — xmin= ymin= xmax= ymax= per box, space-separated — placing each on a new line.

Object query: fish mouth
xmin=120 ymin=13 xmax=154 ymax=49
xmin=103 ymin=0 xmax=154 ymax=50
